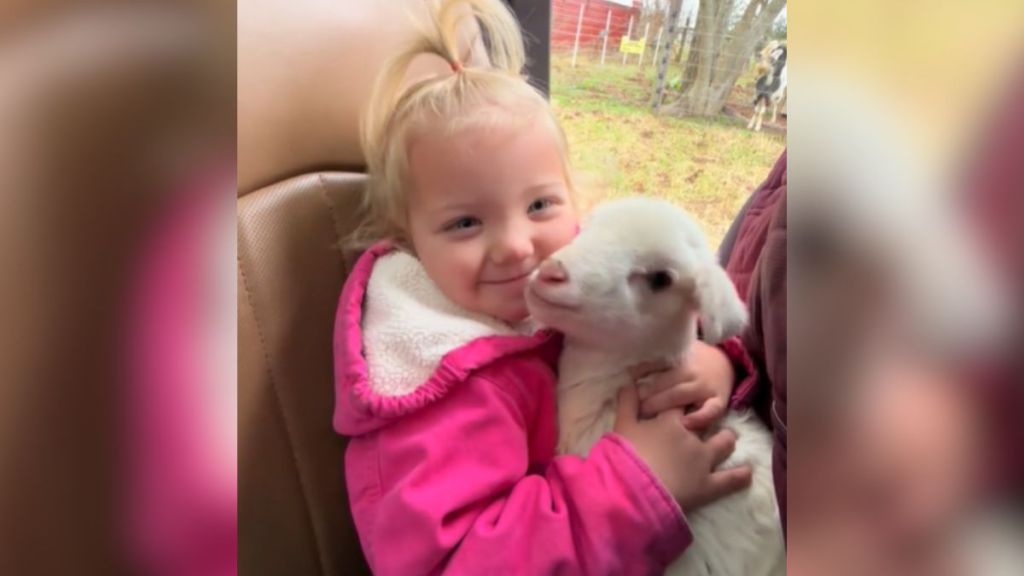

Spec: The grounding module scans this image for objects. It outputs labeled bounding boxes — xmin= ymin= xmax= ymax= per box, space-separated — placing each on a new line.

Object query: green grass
xmin=550 ymin=53 xmax=783 ymax=248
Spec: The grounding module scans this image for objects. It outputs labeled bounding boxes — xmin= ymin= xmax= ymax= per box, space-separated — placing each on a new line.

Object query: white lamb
xmin=525 ymin=197 xmax=785 ymax=576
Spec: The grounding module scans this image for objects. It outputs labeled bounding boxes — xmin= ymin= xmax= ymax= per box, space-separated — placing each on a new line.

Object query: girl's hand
xmin=614 ymin=385 xmax=752 ymax=510
xmin=630 ymin=340 xmax=735 ymax=430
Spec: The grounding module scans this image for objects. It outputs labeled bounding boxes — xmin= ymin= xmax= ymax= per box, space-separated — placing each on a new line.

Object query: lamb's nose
xmin=537 ymin=259 xmax=568 ymax=284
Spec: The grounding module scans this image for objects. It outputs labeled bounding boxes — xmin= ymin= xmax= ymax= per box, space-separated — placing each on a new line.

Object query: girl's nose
xmin=491 ymin=227 xmax=533 ymax=264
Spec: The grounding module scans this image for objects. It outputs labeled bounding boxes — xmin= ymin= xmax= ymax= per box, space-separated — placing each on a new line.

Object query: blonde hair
xmin=351 ymin=0 xmax=574 ymax=250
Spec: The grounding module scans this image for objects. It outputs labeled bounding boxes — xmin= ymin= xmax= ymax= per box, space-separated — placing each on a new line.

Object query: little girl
xmin=333 ymin=1 xmax=756 ymax=573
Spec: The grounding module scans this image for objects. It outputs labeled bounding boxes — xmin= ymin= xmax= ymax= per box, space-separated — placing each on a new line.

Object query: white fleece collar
xmin=363 ymin=250 xmax=536 ymax=397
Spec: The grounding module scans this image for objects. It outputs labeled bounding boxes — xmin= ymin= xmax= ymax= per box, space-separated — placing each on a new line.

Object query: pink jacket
xmin=333 ymin=243 xmax=693 ymax=575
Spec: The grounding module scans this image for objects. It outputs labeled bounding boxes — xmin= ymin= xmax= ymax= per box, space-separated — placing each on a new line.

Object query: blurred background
xmin=788 ymin=1 xmax=1024 ymax=575
xmin=0 ymin=1 xmax=234 ymax=574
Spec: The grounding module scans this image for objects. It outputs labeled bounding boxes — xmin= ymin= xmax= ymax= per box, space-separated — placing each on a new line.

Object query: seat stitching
xmin=238 ymin=204 xmax=326 ymax=575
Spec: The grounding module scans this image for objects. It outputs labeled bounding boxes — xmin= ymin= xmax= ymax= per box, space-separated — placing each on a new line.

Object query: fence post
xmin=621 ymin=15 xmax=633 ymax=65
xmin=675 ymin=13 xmax=692 ymax=64
xmin=600 ymin=9 xmax=612 ymax=65
xmin=652 ymin=0 xmax=683 ymax=109
xmin=571 ymin=3 xmax=585 ymax=68
xmin=651 ymin=26 xmax=664 ymax=68
xmin=639 ymin=22 xmax=650 ymax=66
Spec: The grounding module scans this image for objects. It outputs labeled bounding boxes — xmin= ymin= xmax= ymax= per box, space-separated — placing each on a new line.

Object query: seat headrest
xmin=237 ymin=0 xmax=487 ymax=195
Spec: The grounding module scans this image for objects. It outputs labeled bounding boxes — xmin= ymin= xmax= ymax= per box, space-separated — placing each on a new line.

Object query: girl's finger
xmin=639 ymin=383 xmax=705 ymax=418
xmin=628 ymin=358 xmax=673 ymax=380
xmin=704 ymin=428 xmax=739 ymax=469
xmin=702 ymin=464 xmax=753 ymax=503
xmin=636 ymin=373 xmax=669 ymax=400
xmin=682 ymin=397 xmax=727 ymax=430
xmin=636 ymin=366 xmax=683 ymax=397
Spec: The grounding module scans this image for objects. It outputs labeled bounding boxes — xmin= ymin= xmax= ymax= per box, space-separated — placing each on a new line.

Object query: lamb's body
xmin=556 ymin=329 xmax=783 ymax=576
xmin=527 ymin=197 xmax=784 ymax=576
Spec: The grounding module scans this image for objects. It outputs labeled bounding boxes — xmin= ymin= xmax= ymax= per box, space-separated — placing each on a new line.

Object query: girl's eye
xmin=528 ymin=198 xmax=553 ymax=214
xmin=444 ymin=217 xmax=481 ymax=232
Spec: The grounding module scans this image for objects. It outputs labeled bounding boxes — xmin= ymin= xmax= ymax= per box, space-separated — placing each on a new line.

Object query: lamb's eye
xmin=646 ymin=271 xmax=673 ymax=292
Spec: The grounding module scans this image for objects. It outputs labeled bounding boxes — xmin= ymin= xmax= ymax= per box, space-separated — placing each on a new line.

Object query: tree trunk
xmin=664 ymin=0 xmax=786 ymax=117
xmin=651 ymin=0 xmax=684 ymax=108
xmin=672 ymin=15 xmax=691 ymax=64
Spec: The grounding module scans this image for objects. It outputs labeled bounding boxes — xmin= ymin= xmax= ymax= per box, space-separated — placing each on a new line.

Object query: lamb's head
xmin=525 ymin=197 xmax=748 ymax=351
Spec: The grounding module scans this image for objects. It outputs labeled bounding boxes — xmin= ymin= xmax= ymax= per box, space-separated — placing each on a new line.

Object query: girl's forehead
xmin=411 ymin=112 xmax=562 ymax=170
xmin=407 ymin=121 xmax=568 ymax=208
xmin=413 ymin=105 xmax=541 ymax=144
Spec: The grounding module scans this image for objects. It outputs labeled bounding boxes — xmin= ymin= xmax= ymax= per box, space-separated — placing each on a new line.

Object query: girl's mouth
xmin=481 ymin=270 xmax=533 ymax=285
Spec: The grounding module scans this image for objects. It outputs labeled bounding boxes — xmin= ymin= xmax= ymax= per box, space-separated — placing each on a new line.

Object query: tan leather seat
xmin=236 ymin=1 xmax=403 ymax=570
xmin=237 ymin=3 xmax=448 ymax=574
xmin=237 ymin=172 xmax=369 ymax=575
xmin=237 ymin=1 xmax=549 ymax=572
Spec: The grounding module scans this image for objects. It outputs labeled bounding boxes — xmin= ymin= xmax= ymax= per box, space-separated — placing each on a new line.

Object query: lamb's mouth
xmin=526 ymin=284 xmax=580 ymax=312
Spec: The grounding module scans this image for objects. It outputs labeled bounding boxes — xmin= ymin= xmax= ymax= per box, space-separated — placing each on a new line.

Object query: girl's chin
xmin=487 ymin=301 xmax=529 ymax=324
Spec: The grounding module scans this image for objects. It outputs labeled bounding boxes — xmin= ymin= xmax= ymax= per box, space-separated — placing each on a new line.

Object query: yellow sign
xmin=619 ymin=37 xmax=646 ymax=56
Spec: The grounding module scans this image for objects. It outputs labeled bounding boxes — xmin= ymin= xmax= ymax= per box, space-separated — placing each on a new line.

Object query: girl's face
xmin=406 ymin=114 xmax=579 ymax=322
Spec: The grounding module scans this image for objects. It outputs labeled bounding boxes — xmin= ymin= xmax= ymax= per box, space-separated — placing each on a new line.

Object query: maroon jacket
xmin=719 ymin=151 xmax=788 ymax=537
xmin=966 ymin=70 xmax=1024 ymax=496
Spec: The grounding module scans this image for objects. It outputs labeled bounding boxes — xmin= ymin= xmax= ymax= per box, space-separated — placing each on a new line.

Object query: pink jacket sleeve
xmin=345 ymin=364 xmax=691 ymax=575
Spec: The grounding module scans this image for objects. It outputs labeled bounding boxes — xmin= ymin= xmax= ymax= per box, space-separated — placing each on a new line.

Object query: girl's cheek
xmin=538 ymin=212 xmax=579 ymax=259
xmin=568 ymin=215 xmax=582 ymax=241
xmin=547 ymin=226 xmax=576 ymax=255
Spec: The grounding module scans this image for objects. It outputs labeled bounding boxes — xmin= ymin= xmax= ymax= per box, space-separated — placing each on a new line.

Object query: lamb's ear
xmin=695 ymin=264 xmax=748 ymax=343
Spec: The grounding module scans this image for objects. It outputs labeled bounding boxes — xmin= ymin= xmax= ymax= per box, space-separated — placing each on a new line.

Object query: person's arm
xmin=717 ymin=189 xmax=759 ymax=266
xmin=718 ymin=335 xmax=758 ymax=409
xmin=346 ymin=364 xmax=691 ymax=575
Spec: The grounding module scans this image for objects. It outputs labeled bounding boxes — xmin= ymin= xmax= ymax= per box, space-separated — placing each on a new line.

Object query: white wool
xmin=527 ymin=197 xmax=784 ymax=576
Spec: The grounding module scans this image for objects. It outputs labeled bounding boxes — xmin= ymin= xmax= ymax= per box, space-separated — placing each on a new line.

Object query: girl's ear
xmin=694 ymin=265 xmax=748 ymax=343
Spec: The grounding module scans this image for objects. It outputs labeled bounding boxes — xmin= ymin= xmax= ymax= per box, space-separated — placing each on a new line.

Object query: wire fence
xmin=547 ymin=2 xmax=788 ymax=247
xmin=551 ymin=0 xmax=786 ymax=122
